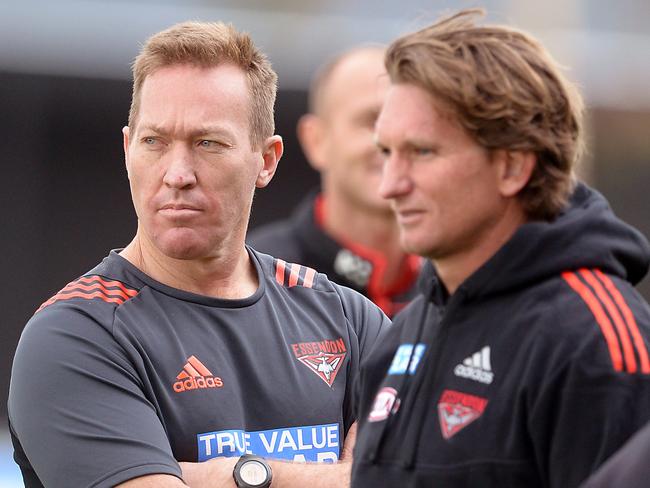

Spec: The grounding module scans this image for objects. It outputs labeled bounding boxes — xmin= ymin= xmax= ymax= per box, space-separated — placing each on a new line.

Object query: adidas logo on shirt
xmin=454 ymin=346 xmax=494 ymax=384
xmin=173 ymin=355 xmax=223 ymax=393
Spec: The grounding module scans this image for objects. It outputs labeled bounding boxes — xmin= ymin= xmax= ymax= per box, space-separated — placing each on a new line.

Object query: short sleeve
xmin=332 ymin=284 xmax=392 ymax=430
xmin=334 ymin=283 xmax=392 ymax=360
xmin=8 ymin=304 xmax=182 ymax=488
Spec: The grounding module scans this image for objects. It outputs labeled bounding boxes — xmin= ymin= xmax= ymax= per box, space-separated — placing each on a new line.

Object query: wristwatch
xmin=233 ymin=454 xmax=273 ymax=488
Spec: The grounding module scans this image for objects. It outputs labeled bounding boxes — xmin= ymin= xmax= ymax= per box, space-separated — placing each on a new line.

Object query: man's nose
xmin=163 ymin=145 xmax=197 ymax=189
xmin=379 ymin=153 xmax=413 ymax=200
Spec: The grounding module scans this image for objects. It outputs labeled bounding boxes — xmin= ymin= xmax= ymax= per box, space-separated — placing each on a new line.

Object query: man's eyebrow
xmin=137 ymin=124 xmax=167 ymax=135
xmin=191 ymin=126 xmax=235 ymax=138
xmin=136 ymin=124 xmax=235 ymax=139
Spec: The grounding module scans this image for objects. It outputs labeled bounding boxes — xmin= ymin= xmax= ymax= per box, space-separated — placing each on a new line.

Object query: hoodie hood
xmin=455 ymin=183 xmax=650 ymax=300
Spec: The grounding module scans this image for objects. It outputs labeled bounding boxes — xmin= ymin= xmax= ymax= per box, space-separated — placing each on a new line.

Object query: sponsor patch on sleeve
xmin=388 ymin=343 xmax=426 ymax=375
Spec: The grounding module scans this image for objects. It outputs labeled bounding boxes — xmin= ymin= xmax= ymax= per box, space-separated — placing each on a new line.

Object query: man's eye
xmin=377 ymin=145 xmax=390 ymax=157
xmin=200 ymin=140 xmax=217 ymax=148
xmin=143 ymin=137 xmax=157 ymax=145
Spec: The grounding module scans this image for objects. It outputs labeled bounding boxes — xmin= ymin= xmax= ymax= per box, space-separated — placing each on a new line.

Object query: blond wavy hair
xmin=386 ymin=9 xmax=584 ymax=220
xmin=128 ymin=21 xmax=277 ymax=149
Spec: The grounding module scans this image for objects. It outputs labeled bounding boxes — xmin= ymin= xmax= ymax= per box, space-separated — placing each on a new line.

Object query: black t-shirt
xmin=9 ymin=248 xmax=390 ymax=488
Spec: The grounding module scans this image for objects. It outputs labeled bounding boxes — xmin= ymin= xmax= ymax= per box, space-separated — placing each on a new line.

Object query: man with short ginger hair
xmin=351 ymin=9 xmax=650 ymax=488
xmin=9 ymin=21 xmax=389 ymax=488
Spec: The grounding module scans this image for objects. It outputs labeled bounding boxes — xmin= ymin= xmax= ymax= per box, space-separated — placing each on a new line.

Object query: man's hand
xmin=180 ymin=456 xmax=238 ymax=487
xmin=340 ymin=422 xmax=358 ymax=462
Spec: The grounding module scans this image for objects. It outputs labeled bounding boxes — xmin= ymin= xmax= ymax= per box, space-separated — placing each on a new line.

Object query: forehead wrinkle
xmin=136 ymin=121 xmax=237 ymax=140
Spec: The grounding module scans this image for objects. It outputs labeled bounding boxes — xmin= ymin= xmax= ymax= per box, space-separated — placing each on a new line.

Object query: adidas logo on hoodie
xmin=454 ymin=346 xmax=494 ymax=384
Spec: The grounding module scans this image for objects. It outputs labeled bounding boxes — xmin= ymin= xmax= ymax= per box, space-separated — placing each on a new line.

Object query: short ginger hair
xmin=128 ymin=21 xmax=277 ymax=149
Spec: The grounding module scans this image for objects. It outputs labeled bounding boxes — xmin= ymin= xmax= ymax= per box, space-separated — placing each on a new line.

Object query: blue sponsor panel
xmin=197 ymin=423 xmax=340 ymax=463
xmin=388 ymin=343 xmax=426 ymax=375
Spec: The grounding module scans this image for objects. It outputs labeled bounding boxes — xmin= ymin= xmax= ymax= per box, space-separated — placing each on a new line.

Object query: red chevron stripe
xmin=581 ymin=269 xmax=637 ymax=373
xmin=303 ymin=267 xmax=316 ymax=289
xmin=562 ymin=271 xmax=623 ymax=372
xmin=275 ymin=259 xmax=287 ymax=286
xmin=76 ymin=276 xmax=138 ymax=297
xmin=35 ymin=297 xmax=57 ymax=313
xmin=289 ymin=263 xmax=301 ymax=287
xmin=35 ymin=276 xmax=139 ymax=313
xmin=595 ymin=269 xmax=650 ymax=374
xmin=39 ymin=290 xmax=126 ymax=309
xmin=58 ymin=281 xmax=132 ymax=301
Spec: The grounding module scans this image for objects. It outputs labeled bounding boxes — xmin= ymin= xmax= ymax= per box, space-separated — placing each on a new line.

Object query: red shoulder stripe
xmin=57 ymin=280 xmax=133 ymax=301
xmin=562 ymin=271 xmax=623 ymax=372
xmin=275 ymin=259 xmax=287 ymax=286
xmin=76 ymin=276 xmax=138 ymax=297
xmin=37 ymin=291 xmax=127 ymax=311
xmin=288 ymin=263 xmax=301 ymax=287
xmin=35 ymin=275 xmax=139 ymax=314
xmin=595 ymin=269 xmax=650 ymax=374
xmin=580 ymin=269 xmax=637 ymax=373
xmin=274 ymin=259 xmax=317 ymax=289
xmin=302 ymin=267 xmax=316 ymax=289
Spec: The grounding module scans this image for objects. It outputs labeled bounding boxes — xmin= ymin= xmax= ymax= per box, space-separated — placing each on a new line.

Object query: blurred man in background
xmin=9 ymin=21 xmax=389 ymax=488
xmin=249 ymin=46 xmax=422 ymax=318
xmin=351 ymin=8 xmax=650 ymax=488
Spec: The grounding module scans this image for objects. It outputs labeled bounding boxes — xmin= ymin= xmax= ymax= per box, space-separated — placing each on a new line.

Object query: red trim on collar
xmin=314 ymin=193 xmax=327 ymax=229
xmin=314 ymin=194 xmax=422 ymax=316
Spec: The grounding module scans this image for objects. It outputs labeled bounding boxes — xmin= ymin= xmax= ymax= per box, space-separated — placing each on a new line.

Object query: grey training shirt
xmin=9 ymin=248 xmax=390 ymax=487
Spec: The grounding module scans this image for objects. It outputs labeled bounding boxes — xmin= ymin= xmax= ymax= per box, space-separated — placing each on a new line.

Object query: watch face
xmin=240 ymin=459 xmax=269 ymax=486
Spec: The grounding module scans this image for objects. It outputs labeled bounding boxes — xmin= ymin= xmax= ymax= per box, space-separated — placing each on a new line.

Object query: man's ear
xmin=496 ymin=149 xmax=536 ymax=197
xmin=296 ymin=113 xmax=328 ymax=172
xmin=256 ymin=135 xmax=284 ymax=189
xmin=122 ymin=126 xmax=131 ymax=175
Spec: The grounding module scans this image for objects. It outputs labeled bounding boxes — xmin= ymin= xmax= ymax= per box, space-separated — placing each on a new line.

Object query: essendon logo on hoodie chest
xmin=437 ymin=389 xmax=488 ymax=439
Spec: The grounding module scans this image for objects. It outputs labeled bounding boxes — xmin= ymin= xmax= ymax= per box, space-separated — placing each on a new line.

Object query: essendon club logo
xmin=173 ymin=355 xmax=223 ymax=393
xmin=291 ymin=338 xmax=347 ymax=387
xmin=368 ymin=387 xmax=401 ymax=423
xmin=437 ymin=389 xmax=488 ymax=439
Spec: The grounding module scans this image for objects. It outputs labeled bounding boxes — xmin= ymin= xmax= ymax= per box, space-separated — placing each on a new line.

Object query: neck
xmin=120 ymin=229 xmax=258 ymax=299
xmin=434 ymin=203 xmax=528 ymax=296
xmin=320 ymin=192 xmax=408 ymax=286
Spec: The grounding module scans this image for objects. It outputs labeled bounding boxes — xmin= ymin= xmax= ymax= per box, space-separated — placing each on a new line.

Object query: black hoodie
xmin=351 ymin=183 xmax=650 ymax=488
